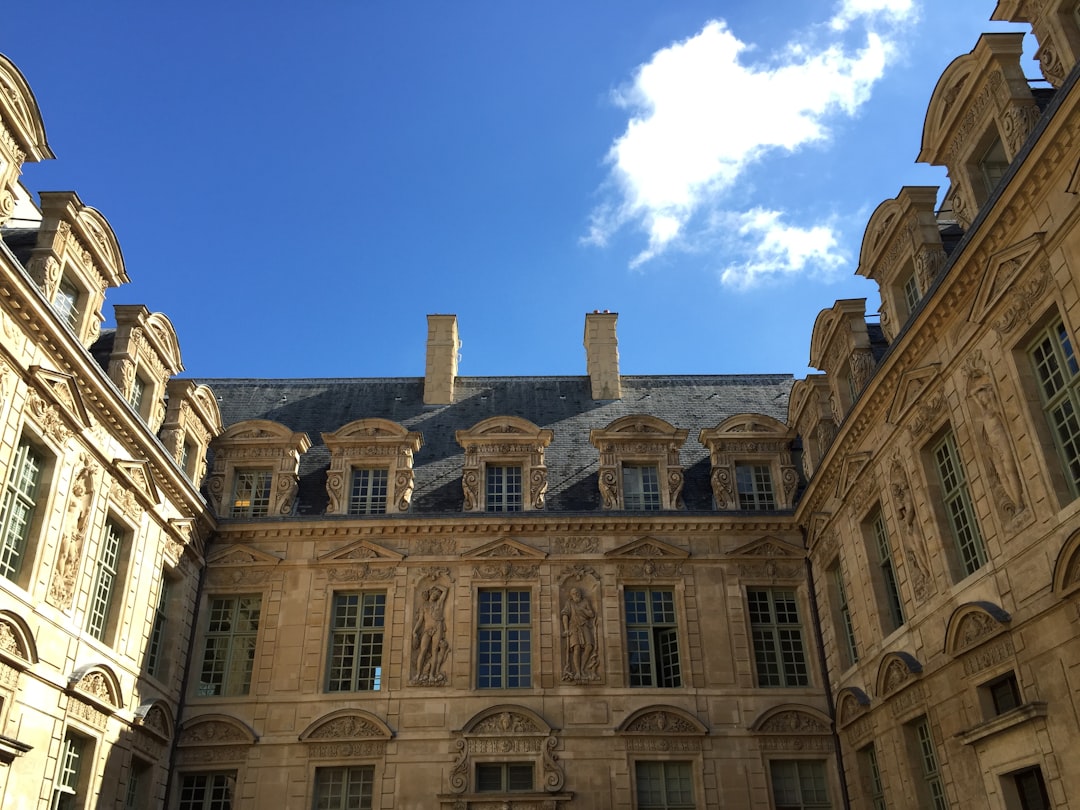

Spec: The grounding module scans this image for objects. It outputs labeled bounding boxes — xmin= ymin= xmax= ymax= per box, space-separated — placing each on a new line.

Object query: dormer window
xmin=735 ymin=463 xmax=776 ymax=510
xmin=128 ymin=374 xmax=146 ymax=414
xmin=590 ymin=416 xmax=687 ymax=511
xmin=902 ymin=270 xmax=921 ymax=318
xmin=701 ymin=415 xmax=798 ymax=511
xmin=456 ymin=417 xmax=552 ymax=513
xmin=230 ymin=469 xmax=273 ymax=518
xmin=349 ymin=467 xmax=390 ymax=515
xmin=322 ymin=419 xmax=421 ymax=516
xmin=206 ymin=420 xmax=310 ymax=519
xmin=977 ymin=136 xmax=1009 ymax=197
xmin=53 ymin=277 xmax=80 ymax=329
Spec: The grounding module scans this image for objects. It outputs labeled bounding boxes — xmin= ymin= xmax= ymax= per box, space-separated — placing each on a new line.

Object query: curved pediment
xmin=76 ymin=204 xmax=128 ymax=287
xmin=944 ymin=601 xmax=1011 ymax=655
xmin=142 ymin=312 xmax=183 ymax=373
xmin=134 ymin=700 xmax=175 ymax=742
xmin=596 ymin=414 xmax=684 ymax=437
xmin=179 ymin=714 xmax=258 ymax=746
xmin=461 ymin=705 xmax=553 ymax=735
xmin=0 ymin=610 xmax=37 ymax=665
xmin=750 ymin=704 xmax=832 ymax=735
xmin=325 ymin=417 xmax=416 ymax=442
xmin=218 ymin=419 xmax=301 ymax=443
xmin=68 ymin=664 xmax=123 ymax=712
xmin=0 ymin=53 xmax=54 ymax=161
xmin=618 ymin=706 xmax=707 ymax=735
xmin=859 ymin=197 xmax=905 ymax=272
xmin=455 ymin=416 xmax=553 ymax=449
xmin=299 ymin=709 xmax=393 ymax=741
xmin=836 ymin=687 xmax=871 ymax=728
xmin=919 ymin=49 xmax=977 ymax=165
xmin=1053 ymin=527 xmax=1080 ymax=596
xmin=190 ymin=383 xmax=224 ymax=434
xmin=876 ymin=651 xmax=923 ymax=698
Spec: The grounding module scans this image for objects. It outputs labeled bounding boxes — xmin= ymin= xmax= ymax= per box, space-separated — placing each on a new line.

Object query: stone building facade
xmin=1 ymin=1 xmax=1080 ymax=808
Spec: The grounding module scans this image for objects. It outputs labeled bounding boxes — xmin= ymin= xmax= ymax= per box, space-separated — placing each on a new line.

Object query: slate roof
xmin=198 ymin=375 xmax=796 ymax=516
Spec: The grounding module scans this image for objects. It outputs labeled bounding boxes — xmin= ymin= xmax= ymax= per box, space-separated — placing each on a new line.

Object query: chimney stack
xmin=584 ymin=311 xmax=621 ymax=400
xmin=424 ymin=314 xmax=460 ymax=405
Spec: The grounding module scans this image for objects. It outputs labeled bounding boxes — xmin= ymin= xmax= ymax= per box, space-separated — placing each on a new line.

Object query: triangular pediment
xmin=29 ymin=366 xmax=91 ymax=429
xmin=206 ymin=544 xmax=283 ymax=566
xmin=319 ymin=539 xmax=405 ymax=563
xmin=462 ymin=537 xmax=546 ymax=560
xmin=970 ymin=233 xmax=1047 ymax=325
xmin=805 ymin=512 xmax=831 ymax=549
xmin=728 ymin=536 xmax=803 ymax=558
xmin=837 ymin=452 xmax=873 ymax=497
xmin=112 ymin=459 xmax=160 ymax=507
xmin=606 ymin=536 xmax=689 ymax=560
xmin=888 ymin=364 xmax=941 ymax=425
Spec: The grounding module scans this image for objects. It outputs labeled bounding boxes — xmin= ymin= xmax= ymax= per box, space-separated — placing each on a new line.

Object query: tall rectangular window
xmin=327 ymin=592 xmax=385 ymax=691
xmin=909 ymin=716 xmax=948 ymax=810
xmin=229 ymin=470 xmax=272 ymax=518
xmin=51 ymin=732 xmax=88 ymax=810
xmin=178 ymin=772 xmax=233 ymax=810
xmin=314 ymin=765 xmax=374 ymax=810
xmin=477 ymin=589 xmax=531 ymax=688
xmin=476 ymin=763 xmax=533 ymax=793
xmin=124 ymin=758 xmax=152 ymax=810
xmin=770 ymin=760 xmax=831 ymax=809
xmin=0 ymin=439 xmax=43 ymax=581
xmin=749 ymin=589 xmax=809 ymax=687
xmin=932 ymin=431 xmax=986 ymax=576
xmin=146 ymin=576 xmax=170 ymax=678
xmin=86 ymin=520 xmax=124 ymax=642
xmin=1028 ymin=319 xmax=1080 ymax=496
xmin=868 ymin=509 xmax=904 ymax=632
xmin=902 ymin=271 xmax=921 ymax=318
xmin=829 ymin=562 xmax=858 ymax=667
xmin=978 ymin=137 xmax=1009 ymax=196
xmin=736 ymin=463 xmax=776 ymax=509
xmin=860 ymin=745 xmax=887 ymax=810
xmin=1009 ymin=766 xmax=1051 ymax=810
xmin=53 ymin=277 xmax=80 ymax=329
xmin=128 ymin=374 xmax=146 ymax=414
xmin=635 ymin=761 xmax=694 ymax=809
xmin=485 ymin=465 xmax=523 ymax=512
xmin=624 ymin=587 xmax=681 ymax=687
xmin=623 ymin=464 xmax=661 ymax=510
xmin=198 ymin=596 xmax=261 ymax=696
xmin=348 ymin=468 xmax=389 ymax=515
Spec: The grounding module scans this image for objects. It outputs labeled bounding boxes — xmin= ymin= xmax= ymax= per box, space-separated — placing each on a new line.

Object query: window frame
xmin=0 ymin=436 xmax=46 ymax=584
xmin=484 ymin=463 xmax=524 ymax=513
xmin=475 ymin=762 xmax=534 ymax=793
xmin=313 ymin=764 xmax=375 ymax=810
xmin=827 ymin=559 xmax=858 ymax=669
xmin=624 ymin=586 xmax=682 ymax=688
xmin=768 ymin=759 xmax=833 ymax=810
xmin=228 ymin=469 xmax=273 ymax=519
xmin=634 ymin=760 xmax=696 ymax=810
xmin=347 ymin=466 xmax=390 ymax=515
xmin=476 ymin=587 xmax=532 ymax=689
xmin=907 ymin=716 xmax=949 ymax=810
xmin=1026 ymin=317 xmax=1080 ymax=498
xmin=859 ymin=744 xmax=887 ymax=810
xmin=622 ymin=462 xmax=662 ymax=511
xmin=52 ymin=275 xmax=82 ymax=331
xmin=929 ymin=429 xmax=987 ymax=578
xmin=326 ymin=591 xmax=386 ymax=692
xmin=85 ymin=516 xmax=129 ymax=643
xmin=176 ymin=771 xmax=235 ymax=810
xmin=145 ymin=573 xmax=172 ymax=679
xmin=864 ymin=506 xmax=905 ymax=634
xmin=197 ymin=594 xmax=262 ymax=697
xmin=51 ymin=730 xmax=93 ymax=810
xmin=748 ymin=588 xmax=811 ymax=688
xmin=1002 ymin=765 xmax=1051 ymax=810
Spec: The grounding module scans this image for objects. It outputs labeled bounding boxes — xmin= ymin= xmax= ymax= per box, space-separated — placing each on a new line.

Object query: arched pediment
xmin=836 ymin=687 xmax=871 ymax=728
xmin=459 ymin=415 xmax=552 ymax=440
xmin=876 ymin=652 xmax=923 ymax=698
xmin=944 ymin=601 xmax=1011 ymax=655
xmin=299 ymin=709 xmax=393 ymax=741
xmin=750 ymin=704 xmax=832 ymax=735
xmin=0 ymin=53 xmax=55 ymax=161
xmin=618 ymin=706 xmax=707 ymax=735
xmin=190 ymin=383 xmax=224 ymax=434
xmin=0 ymin=610 xmax=37 ymax=665
xmin=178 ymin=714 xmax=258 ymax=745
xmin=217 ymin=419 xmax=302 ymax=443
xmin=809 ymin=308 xmax=841 ymax=370
xmin=68 ymin=664 xmax=123 ymax=712
xmin=596 ymin=414 xmax=684 ymax=438
xmin=1053 ymin=527 xmax=1080 ymax=596
xmin=76 ymin=205 xmax=127 ymax=287
xmin=859 ymin=197 xmax=905 ymax=271
xmin=461 ymin=704 xmax=554 ymax=736
xmin=143 ymin=312 xmax=182 ymax=373
xmin=134 ymin=700 xmax=175 ymax=742
xmin=324 ymin=417 xmax=415 ymax=442
xmin=919 ymin=51 xmax=975 ymax=164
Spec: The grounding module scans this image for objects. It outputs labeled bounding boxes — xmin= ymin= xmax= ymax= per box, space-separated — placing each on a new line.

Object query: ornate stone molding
xmin=323 ymin=418 xmax=422 ymax=514
xmin=700 ymin=415 xmax=798 ymax=510
xmin=457 ymin=417 xmax=552 ymax=512
xmin=590 ymin=416 xmax=687 ymax=510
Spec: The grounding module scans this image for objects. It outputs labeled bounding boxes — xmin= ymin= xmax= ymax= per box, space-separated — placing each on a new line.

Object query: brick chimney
xmin=584 ymin=311 xmax=621 ymax=400
xmin=424 ymin=314 xmax=460 ymax=405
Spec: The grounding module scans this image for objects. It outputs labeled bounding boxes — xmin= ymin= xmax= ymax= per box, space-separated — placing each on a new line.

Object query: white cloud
xmin=588 ymin=0 xmax=919 ymax=287
xmin=719 ymin=209 xmax=848 ymax=289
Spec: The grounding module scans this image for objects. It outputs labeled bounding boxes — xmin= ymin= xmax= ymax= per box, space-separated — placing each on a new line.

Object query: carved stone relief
xmin=558 ymin=569 xmax=600 ymax=684
xmin=410 ymin=572 xmax=452 ymax=686
xmin=963 ymin=351 xmax=1025 ymax=524
xmin=889 ymin=454 xmax=932 ymax=601
xmin=47 ymin=458 xmax=96 ymax=609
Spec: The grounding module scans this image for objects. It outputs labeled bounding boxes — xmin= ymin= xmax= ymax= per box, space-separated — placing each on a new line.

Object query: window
xmin=978 ymin=137 xmax=1009 ymax=197
xmin=86 ymin=520 xmax=125 ymax=642
xmin=53 ymin=277 xmax=80 ymax=329
xmin=625 ymin=588 xmax=681 ymax=687
xmin=146 ymin=575 xmax=170 ymax=678
xmin=828 ymin=562 xmax=858 ymax=667
xmin=635 ymin=761 xmax=694 ymax=809
xmin=198 ymin=596 xmax=261 ymax=696
xmin=477 ymin=589 xmax=531 ymax=688
xmin=327 ymin=592 xmax=385 ymax=691
xmin=348 ymin=468 xmax=389 ymax=515
xmin=983 ymin=672 xmax=1022 ymax=716
xmin=485 ymin=464 xmax=523 ymax=512
xmin=932 ymin=431 xmax=987 ymax=576
xmin=749 ymin=589 xmax=809 ymax=687
xmin=770 ymin=760 xmax=831 ymax=810
xmin=1028 ymin=319 xmax=1080 ymax=495
xmin=124 ymin=758 xmax=152 ymax=810
xmin=314 ymin=766 xmax=374 ymax=810
xmin=0 ymin=439 xmax=43 ymax=582
xmin=902 ymin=271 xmax=921 ymax=317
xmin=51 ymin=732 xmax=90 ymax=810
xmin=623 ymin=464 xmax=661 ymax=510
xmin=128 ymin=374 xmax=146 ymax=414
xmin=229 ymin=470 xmax=272 ymax=518
xmin=867 ymin=508 xmax=904 ymax=633
xmin=860 ymin=745 xmax=887 ymax=810
xmin=180 ymin=441 xmax=194 ymax=478
xmin=909 ymin=716 xmax=948 ymax=810
xmin=736 ymin=463 xmax=776 ymax=509
xmin=178 ymin=772 xmax=233 ymax=810
xmin=1006 ymin=767 xmax=1051 ymax=810
xmin=476 ymin=763 xmax=533 ymax=793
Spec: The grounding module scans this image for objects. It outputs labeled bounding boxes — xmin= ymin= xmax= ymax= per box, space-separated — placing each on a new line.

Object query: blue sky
xmin=3 ymin=1 xmax=1033 ymax=378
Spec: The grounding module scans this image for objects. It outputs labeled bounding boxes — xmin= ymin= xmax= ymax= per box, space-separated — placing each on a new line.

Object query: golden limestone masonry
xmin=1 ymin=2 xmax=1080 ymax=808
